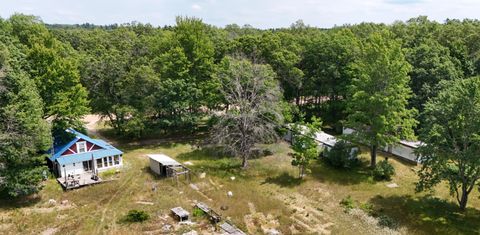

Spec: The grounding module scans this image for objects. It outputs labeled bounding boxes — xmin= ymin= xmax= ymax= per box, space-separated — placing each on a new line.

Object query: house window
xmin=114 ymin=155 xmax=120 ymax=165
xmin=77 ymin=141 xmax=87 ymax=153
xmin=108 ymin=156 xmax=113 ymax=166
xmin=96 ymin=159 xmax=103 ymax=168
xmin=103 ymin=157 xmax=108 ymax=167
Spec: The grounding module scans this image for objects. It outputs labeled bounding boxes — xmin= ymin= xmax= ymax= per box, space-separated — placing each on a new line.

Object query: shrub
xmin=192 ymin=207 xmax=205 ymax=217
xmin=373 ymin=159 xmax=395 ymax=181
xmin=339 ymin=195 xmax=356 ymax=212
xmin=124 ymin=210 xmax=150 ymax=223
xmin=377 ymin=214 xmax=398 ymax=229
xmin=323 ymin=140 xmax=359 ymax=169
xmin=263 ymin=148 xmax=274 ymax=156
xmin=359 ymin=202 xmax=374 ymax=214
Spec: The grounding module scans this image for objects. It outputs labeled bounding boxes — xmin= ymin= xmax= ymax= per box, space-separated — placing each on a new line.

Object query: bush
xmin=377 ymin=214 xmax=398 ymax=229
xmin=323 ymin=140 xmax=359 ymax=169
xmin=192 ymin=207 xmax=205 ymax=217
xmin=373 ymin=159 xmax=395 ymax=181
xmin=123 ymin=210 xmax=150 ymax=223
xmin=339 ymin=195 xmax=356 ymax=212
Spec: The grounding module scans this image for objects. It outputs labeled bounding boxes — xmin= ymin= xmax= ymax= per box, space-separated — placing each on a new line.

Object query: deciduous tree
xmin=346 ymin=31 xmax=417 ymax=167
xmin=211 ymin=57 xmax=283 ymax=168
xmin=416 ymin=77 xmax=480 ymax=211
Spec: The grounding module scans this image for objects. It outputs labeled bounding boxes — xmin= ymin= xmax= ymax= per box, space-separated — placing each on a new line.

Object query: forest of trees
xmin=2 ymin=14 xmax=480 ymax=204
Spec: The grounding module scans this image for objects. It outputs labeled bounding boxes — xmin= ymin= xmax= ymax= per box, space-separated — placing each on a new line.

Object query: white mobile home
xmin=342 ymin=127 xmax=423 ymax=163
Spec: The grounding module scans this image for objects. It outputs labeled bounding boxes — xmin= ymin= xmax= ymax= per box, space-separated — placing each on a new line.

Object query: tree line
xmin=1 ymin=14 xmax=480 ymax=210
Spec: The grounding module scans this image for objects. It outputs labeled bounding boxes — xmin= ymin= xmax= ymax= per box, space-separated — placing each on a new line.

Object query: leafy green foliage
xmin=346 ymin=30 xmax=417 ymax=167
xmin=339 ymin=195 xmax=356 ymax=212
xmin=123 ymin=210 xmax=150 ymax=223
xmin=0 ymin=40 xmax=51 ymax=197
xmin=291 ymin=116 xmax=322 ymax=178
xmin=192 ymin=207 xmax=206 ymax=217
xmin=323 ymin=140 xmax=359 ymax=169
xmin=373 ymin=160 xmax=396 ymax=181
xmin=416 ymin=77 xmax=480 ymax=210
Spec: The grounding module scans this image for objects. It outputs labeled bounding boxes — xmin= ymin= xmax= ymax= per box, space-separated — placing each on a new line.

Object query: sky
xmin=1 ymin=0 xmax=479 ymax=29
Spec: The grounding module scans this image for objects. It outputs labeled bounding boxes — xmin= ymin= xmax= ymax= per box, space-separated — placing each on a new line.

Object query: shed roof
xmin=171 ymin=207 xmax=189 ymax=217
xmin=399 ymin=140 xmax=423 ymax=149
xmin=148 ymin=154 xmax=181 ymax=166
xmin=315 ymin=132 xmax=338 ymax=147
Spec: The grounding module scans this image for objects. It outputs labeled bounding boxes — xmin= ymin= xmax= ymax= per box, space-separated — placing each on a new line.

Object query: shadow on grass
xmin=309 ymin=159 xmax=374 ymax=185
xmin=98 ymin=127 xmax=207 ymax=146
xmin=369 ymin=194 xmax=480 ymax=234
xmin=261 ymin=172 xmax=304 ymax=188
xmin=176 ymin=147 xmax=230 ymax=161
xmin=0 ymin=194 xmax=42 ymax=210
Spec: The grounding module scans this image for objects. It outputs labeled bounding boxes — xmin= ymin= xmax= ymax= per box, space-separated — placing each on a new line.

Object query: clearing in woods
xmin=0 ymin=115 xmax=480 ymax=234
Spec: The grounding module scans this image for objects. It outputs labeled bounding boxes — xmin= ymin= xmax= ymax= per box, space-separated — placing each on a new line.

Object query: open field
xmin=1 ymin=120 xmax=480 ymax=234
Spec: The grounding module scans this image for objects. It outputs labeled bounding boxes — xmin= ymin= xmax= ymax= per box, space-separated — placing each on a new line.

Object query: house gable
xmin=60 ymin=138 xmax=104 ymax=156
xmin=50 ymin=129 xmax=112 ymax=161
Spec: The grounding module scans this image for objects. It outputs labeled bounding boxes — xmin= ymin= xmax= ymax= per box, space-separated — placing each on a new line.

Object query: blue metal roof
xmin=49 ymin=128 xmax=121 ymax=162
xmin=56 ymin=148 xmax=123 ymax=165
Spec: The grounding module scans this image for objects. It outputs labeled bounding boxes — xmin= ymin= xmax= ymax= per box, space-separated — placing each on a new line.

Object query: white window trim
xmin=77 ymin=141 xmax=87 ymax=153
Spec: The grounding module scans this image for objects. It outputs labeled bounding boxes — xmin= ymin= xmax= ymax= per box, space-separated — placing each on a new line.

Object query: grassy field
xmin=1 ymin=126 xmax=480 ymax=234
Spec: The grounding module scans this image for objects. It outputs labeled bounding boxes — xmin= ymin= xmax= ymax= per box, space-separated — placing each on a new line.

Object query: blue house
xmin=49 ymin=128 xmax=123 ymax=178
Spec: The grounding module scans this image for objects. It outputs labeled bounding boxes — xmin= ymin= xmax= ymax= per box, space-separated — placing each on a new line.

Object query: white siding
xmin=391 ymin=145 xmax=417 ymax=162
xmin=58 ymin=162 xmax=85 ymax=178
xmin=57 ymin=155 xmax=123 ymax=178
xmin=150 ymin=158 xmax=161 ymax=175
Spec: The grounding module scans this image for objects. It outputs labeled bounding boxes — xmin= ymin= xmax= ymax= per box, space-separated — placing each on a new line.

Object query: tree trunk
xmin=370 ymin=145 xmax=377 ymax=168
xmin=242 ymin=157 xmax=248 ymax=169
xmin=459 ymin=187 xmax=469 ymax=211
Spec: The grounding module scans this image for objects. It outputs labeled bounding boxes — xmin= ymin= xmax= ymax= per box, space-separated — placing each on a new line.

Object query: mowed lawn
xmin=1 ymin=133 xmax=480 ymax=234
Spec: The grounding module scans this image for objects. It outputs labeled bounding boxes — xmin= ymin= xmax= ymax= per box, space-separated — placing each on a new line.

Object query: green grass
xmin=1 ymin=132 xmax=480 ymax=234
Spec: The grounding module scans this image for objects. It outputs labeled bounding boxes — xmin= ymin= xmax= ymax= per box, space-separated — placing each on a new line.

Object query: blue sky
xmin=1 ymin=0 xmax=479 ymax=28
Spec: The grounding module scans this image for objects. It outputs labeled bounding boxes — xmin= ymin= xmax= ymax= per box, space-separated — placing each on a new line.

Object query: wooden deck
xmin=57 ymin=173 xmax=103 ymax=190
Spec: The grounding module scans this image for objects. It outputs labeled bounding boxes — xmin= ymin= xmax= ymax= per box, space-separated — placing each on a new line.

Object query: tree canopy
xmin=416 ymin=77 xmax=480 ymax=210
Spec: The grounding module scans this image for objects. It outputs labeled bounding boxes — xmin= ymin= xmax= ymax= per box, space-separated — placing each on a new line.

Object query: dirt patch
xmin=41 ymin=228 xmax=58 ymax=235
xmin=22 ymin=203 xmax=76 ymax=214
xmin=244 ymin=202 xmax=281 ymax=234
xmin=274 ymin=190 xmax=333 ymax=234
xmin=0 ymin=223 xmax=13 ymax=231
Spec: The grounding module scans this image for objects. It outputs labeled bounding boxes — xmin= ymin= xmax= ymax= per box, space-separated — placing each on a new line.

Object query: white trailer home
xmin=284 ymin=124 xmax=357 ymax=157
xmin=342 ymin=127 xmax=423 ymax=164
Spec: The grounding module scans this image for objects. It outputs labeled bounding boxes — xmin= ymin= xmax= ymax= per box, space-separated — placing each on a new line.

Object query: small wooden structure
xmin=171 ymin=207 xmax=189 ymax=221
xmin=219 ymin=221 xmax=246 ymax=235
xmin=148 ymin=154 xmax=191 ymax=185
xmin=195 ymin=202 xmax=221 ymax=223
